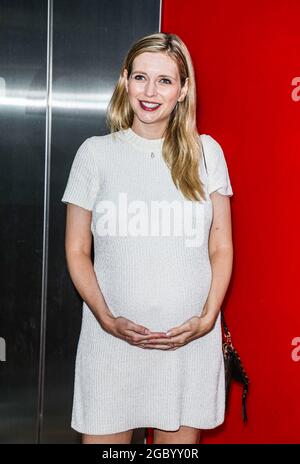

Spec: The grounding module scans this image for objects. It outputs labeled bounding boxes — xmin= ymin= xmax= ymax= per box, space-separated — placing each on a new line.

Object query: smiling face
xmin=123 ymin=52 xmax=188 ymax=137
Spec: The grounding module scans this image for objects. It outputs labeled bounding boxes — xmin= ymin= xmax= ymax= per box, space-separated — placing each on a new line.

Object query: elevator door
xmin=0 ymin=0 xmax=161 ymax=444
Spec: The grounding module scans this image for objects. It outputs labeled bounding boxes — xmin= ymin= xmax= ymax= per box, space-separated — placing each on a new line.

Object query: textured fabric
xmin=61 ymin=128 xmax=233 ymax=434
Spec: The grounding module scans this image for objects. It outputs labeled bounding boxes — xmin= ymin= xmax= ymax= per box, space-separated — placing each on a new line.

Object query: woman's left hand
xmin=139 ymin=313 xmax=217 ymax=350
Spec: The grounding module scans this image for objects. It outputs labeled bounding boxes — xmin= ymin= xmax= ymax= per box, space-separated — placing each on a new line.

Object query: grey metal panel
xmin=43 ymin=0 xmax=161 ymax=443
xmin=0 ymin=0 xmax=161 ymax=444
xmin=0 ymin=0 xmax=48 ymax=443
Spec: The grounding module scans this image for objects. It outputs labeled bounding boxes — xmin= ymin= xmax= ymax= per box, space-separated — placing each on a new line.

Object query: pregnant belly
xmin=95 ymin=260 xmax=212 ymax=333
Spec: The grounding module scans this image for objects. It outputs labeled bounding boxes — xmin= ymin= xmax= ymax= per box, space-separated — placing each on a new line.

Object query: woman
xmin=61 ymin=32 xmax=234 ymax=444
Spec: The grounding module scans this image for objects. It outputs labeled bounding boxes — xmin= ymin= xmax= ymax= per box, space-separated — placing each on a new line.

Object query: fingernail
xmin=166 ymin=332 xmax=171 ymax=337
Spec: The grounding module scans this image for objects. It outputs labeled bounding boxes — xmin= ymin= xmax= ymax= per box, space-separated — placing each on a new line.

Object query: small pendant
xmin=150 ymin=152 xmax=155 ymax=158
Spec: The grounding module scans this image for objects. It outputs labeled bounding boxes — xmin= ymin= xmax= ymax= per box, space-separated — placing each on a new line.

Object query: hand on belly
xmin=139 ymin=313 xmax=216 ymax=350
xmin=102 ymin=310 xmax=216 ymax=351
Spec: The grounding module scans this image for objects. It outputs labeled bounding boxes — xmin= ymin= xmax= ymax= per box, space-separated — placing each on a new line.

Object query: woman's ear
xmin=123 ymin=69 xmax=128 ymax=93
xmin=178 ymin=77 xmax=189 ymax=102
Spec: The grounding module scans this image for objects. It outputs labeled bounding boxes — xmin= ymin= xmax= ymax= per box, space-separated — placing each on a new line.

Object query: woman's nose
xmin=144 ymin=81 xmax=158 ymax=96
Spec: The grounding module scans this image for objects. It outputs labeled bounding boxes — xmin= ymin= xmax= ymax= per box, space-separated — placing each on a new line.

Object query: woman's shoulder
xmin=198 ymin=133 xmax=233 ymax=196
xmin=199 ymin=132 xmax=221 ymax=146
xmin=86 ymin=130 xmax=126 ymax=151
xmin=198 ymin=133 xmax=227 ymax=163
xmin=85 ymin=132 xmax=116 ymax=146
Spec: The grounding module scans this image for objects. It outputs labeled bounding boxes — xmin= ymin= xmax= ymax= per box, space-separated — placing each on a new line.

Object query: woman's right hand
xmin=100 ymin=315 xmax=173 ymax=350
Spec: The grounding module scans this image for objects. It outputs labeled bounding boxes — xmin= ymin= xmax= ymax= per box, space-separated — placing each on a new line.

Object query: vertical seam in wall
xmin=36 ymin=0 xmax=53 ymax=444
xmin=159 ymin=0 xmax=162 ymax=32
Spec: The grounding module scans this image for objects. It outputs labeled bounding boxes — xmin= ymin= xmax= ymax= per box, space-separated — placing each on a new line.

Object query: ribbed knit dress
xmin=61 ymin=127 xmax=233 ymax=434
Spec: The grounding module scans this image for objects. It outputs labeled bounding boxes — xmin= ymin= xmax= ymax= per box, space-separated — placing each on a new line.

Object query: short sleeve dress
xmin=61 ymin=128 xmax=233 ymax=435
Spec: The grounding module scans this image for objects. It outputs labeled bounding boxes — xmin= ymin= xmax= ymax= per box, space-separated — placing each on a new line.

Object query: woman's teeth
xmin=139 ymin=101 xmax=161 ymax=111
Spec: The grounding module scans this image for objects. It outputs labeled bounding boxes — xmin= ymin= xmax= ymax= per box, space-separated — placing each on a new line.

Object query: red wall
xmin=147 ymin=0 xmax=300 ymax=444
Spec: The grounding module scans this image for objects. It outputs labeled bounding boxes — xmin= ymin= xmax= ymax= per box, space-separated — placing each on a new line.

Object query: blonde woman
xmin=61 ymin=32 xmax=234 ymax=444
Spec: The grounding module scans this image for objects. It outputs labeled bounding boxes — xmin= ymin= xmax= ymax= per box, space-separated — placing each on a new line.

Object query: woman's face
xmin=123 ymin=52 xmax=188 ymax=132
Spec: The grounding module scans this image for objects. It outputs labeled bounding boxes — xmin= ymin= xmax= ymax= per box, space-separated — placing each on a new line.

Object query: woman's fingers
xmin=129 ymin=321 xmax=167 ymax=337
xmin=124 ymin=330 xmax=179 ymax=350
xmin=144 ymin=331 xmax=191 ymax=346
xmin=125 ymin=322 xmax=169 ymax=341
xmin=142 ymin=318 xmax=200 ymax=346
xmin=116 ymin=317 xmax=187 ymax=350
xmin=115 ymin=317 xmax=167 ymax=341
xmin=116 ymin=315 xmax=208 ymax=350
xmin=140 ymin=343 xmax=174 ymax=350
xmin=125 ymin=330 xmax=167 ymax=345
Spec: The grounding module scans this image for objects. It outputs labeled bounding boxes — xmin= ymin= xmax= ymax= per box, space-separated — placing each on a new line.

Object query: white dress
xmin=61 ymin=128 xmax=233 ymax=434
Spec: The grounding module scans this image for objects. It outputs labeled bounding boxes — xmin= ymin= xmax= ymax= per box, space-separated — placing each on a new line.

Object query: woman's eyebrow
xmin=131 ymin=71 xmax=176 ymax=79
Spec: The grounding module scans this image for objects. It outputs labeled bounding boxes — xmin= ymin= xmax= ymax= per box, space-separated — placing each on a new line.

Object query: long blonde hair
xmin=106 ymin=32 xmax=206 ymax=202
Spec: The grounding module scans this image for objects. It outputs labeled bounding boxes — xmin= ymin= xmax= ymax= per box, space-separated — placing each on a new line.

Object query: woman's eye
xmin=133 ymin=75 xmax=171 ymax=84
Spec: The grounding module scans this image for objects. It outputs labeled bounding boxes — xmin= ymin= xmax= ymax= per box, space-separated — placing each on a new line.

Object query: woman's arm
xmin=200 ymin=191 xmax=234 ymax=323
xmin=64 ymin=203 xmax=115 ymax=329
